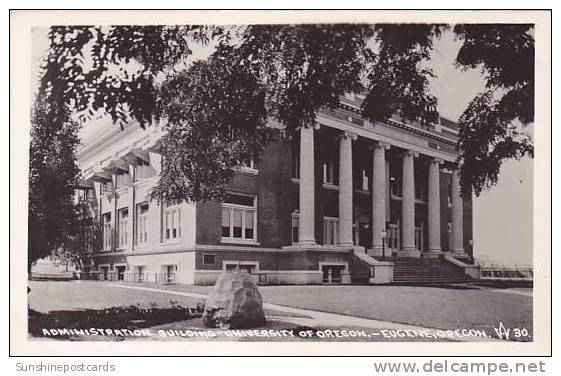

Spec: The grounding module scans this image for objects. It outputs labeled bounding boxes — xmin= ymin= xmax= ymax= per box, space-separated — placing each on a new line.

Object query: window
xmin=225 ymin=263 xmax=256 ymax=274
xmin=388 ymin=222 xmax=400 ymax=251
xmin=118 ymin=208 xmax=129 ymax=248
xmin=390 ymin=177 xmax=402 ymax=197
xmin=221 ymin=194 xmax=257 ymax=242
xmin=323 ymin=217 xmax=339 ymax=245
xmin=77 ymin=188 xmax=94 ymax=201
xmin=102 ymin=212 xmax=112 ymax=250
xmin=101 ymin=181 xmax=112 ymax=195
xmin=115 ymin=171 xmax=131 ymax=189
xmin=240 ymin=158 xmax=256 ymax=171
xmin=415 ymin=181 xmax=427 ymax=201
xmin=322 ymin=265 xmax=344 ymax=284
xmin=292 ymin=147 xmax=300 ymax=179
xmin=361 ymin=169 xmax=369 ymax=191
xmin=134 ymin=158 xmax=153 ymax=181
xmin=136 ymin=203 xmax=149 ymax=245
xmin=134 ymin=265 xmax=145 ymax=282
xmin=84 ymin=225 xmax=95 ymax=253
xmin=203 ymin=254 xmax=216 ymax=265
xmin=162 ymin=265 xmax=177 ymax=284
xmin=323 ymin=157 xmax=336 ymax=185
xmin=291 ymin=213 xmax=299 ymax=244
xmin=163 ymin=203 xmax=181 ymax=242
xmin=415 ymin=222 xmax=424 ymax=251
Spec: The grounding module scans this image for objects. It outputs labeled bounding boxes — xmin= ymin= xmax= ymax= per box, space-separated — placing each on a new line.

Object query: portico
xmin=292 ymin=121 xmax=466 ymax=259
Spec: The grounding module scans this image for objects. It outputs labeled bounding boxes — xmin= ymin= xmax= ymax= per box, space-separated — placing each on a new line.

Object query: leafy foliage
xmin=152 ymin=45 xmax=270 ymax=202
xmin=150 ymin=24 xmax=382 ymax=202
xmin=237 ymin=24 xmax=374 ymax=129
xmin=363 ymin=24 xmax=447 ymax=126
xmin=40 ymin=26 xmax=210 ymax=127
xmin=28 ymin=93 xmax=82 ymax=269
xmin=454 ymin=24 xmax=534 ymax=196
xmin=35 ymin=23 xmax=536 ymax=207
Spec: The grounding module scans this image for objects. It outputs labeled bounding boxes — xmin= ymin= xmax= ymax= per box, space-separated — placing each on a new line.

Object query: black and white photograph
xmin=9 ymin=9 xmax=551 ymax=357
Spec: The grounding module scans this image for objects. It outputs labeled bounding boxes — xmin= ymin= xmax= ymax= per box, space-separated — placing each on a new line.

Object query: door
xmin=387 ymin=222 xmax=400 ymax=255
xmin=116 ymin=266 xmax=126 ymax=281
xmin=358 ymin=222 xmax=372 ymax=249
xmin=99 ymin=266 xmax=109 ymax=281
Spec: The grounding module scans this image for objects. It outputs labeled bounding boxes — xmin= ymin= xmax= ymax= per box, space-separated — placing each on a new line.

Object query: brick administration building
xmin=77 ymin=93 xmax=476 ymax=285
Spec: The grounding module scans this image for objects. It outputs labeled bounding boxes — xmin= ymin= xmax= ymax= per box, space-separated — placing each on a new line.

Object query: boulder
xmin=202 ymin=272 xmax=267 ymax=329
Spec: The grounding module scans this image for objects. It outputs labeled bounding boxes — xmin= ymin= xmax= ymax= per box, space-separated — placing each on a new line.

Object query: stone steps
xmin=388 ymin=257 xmax=474 ymax=284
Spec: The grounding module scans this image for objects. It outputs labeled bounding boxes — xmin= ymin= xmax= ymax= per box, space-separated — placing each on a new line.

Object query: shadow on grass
xmin=29 ymin=300 xmax=204 ymax=340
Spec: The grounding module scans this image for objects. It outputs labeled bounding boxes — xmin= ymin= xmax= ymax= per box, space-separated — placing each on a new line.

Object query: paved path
xmin=488 ymin=288 xmax=533 ymax=297
xmin=109 ymin=283 xmax=504 ymax=342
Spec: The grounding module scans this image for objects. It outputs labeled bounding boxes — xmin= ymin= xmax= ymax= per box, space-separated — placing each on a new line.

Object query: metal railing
xmin=478 ymin=266 xmax=533 ymax=281
xmin=78 ymin=271 xmax=176 ymax=284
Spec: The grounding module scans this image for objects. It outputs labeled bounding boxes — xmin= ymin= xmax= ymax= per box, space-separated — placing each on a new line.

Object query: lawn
xmin=28 ymin=281 xmax=533 ymax=342
xmin=152 ymin=283 xmax=533 ymax=338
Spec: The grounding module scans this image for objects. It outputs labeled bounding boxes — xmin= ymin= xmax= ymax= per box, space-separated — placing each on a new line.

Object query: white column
xmin=298 ymin=125 xmax=316 ymax=245
xmin=129 ymin=163 xmax=136 ymax=252
xmin=338 ymin=131 xmax=356 ymax=247
xmin=427 ymin=158 xmax=443 ymax=255
xmin=451 ymin=167 xmax=465 ymax=255
xmin=400 ymin=150 xmax=419 ymax=256
xmin=385 ymin=160 xmax=390 ymax=220
xmin=111 ymin=172 xmax=118 ymax=251
xmin=370 ymin=141 xmax=390 ymax=256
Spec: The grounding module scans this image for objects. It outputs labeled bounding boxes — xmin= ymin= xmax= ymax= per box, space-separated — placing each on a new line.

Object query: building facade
xmin=77 ymin=93 xmax=474 ymax=285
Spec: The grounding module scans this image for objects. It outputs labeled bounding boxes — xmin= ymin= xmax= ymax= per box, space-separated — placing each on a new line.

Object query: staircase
xmin=387 ymin=257 xmax=474 ymax=284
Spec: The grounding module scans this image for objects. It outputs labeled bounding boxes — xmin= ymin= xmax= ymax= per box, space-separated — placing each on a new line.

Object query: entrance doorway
xmin=357 ymin=221 xmax=372 ymax=249
xmin=116 ymin=265 xmax=126 ymax=281
xmin=387 ymin=222 xmax=400 ymax=255
xmin=99 ymin=265 xmax=109 ymax=281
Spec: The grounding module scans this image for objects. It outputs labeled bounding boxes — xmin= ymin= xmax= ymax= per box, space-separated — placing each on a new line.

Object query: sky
xmin=30 ymin=26 xmax=534 ymax=267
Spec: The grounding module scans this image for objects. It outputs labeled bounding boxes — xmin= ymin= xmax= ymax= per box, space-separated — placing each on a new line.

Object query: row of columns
xmin=297 ymin=125 xmax=465 ymax=256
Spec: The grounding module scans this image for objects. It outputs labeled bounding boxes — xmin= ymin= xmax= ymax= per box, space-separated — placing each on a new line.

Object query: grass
xmin=28 ymin=280 xmax=533 ymax=342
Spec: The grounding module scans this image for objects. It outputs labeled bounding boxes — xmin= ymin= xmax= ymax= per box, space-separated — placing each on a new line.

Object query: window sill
xmin=354 ymin=189 xmax=370 ymax=195
xmin=161 ymin=240 xmax=181 ymax=246
xmin=221 ymin=238 xmax=259 ymax=246
xmin=322 ymin=183 xmax=339 ymax=190
xmin=239 ymin=167 xmax=259 ymax=175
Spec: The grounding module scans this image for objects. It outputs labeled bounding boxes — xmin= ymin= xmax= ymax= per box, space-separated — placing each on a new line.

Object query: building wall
xmin=193 ymin=248 xmax=351 ymax=285
xmin=196 ymin=132 xmax=293 ymax=249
